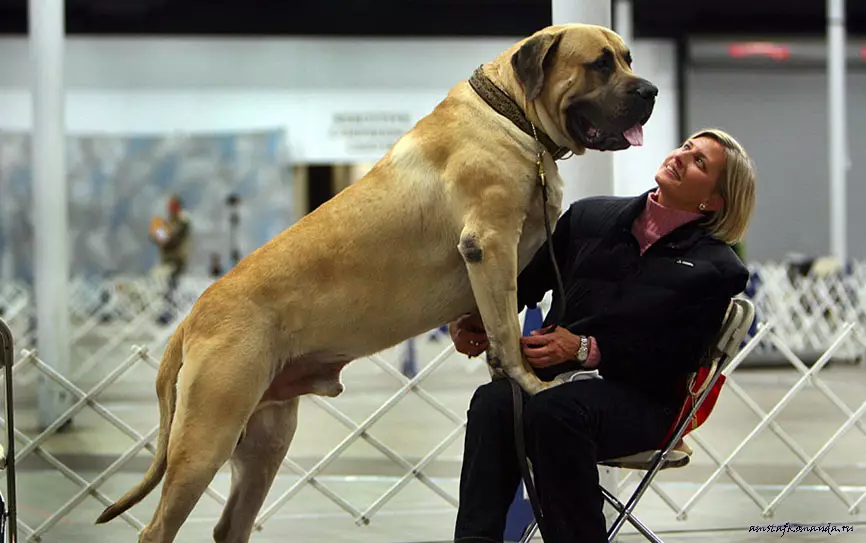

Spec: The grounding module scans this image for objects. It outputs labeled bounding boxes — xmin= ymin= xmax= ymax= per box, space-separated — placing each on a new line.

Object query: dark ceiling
xmin=633 ymin=0 xmax=866 ymax=39
xmin=0 ymin=0 xmax=863 ymax=38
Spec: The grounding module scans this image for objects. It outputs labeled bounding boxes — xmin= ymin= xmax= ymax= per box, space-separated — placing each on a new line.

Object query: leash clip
xmin=536 ymin=151 xmax=547 ymax=189
xmin=529 ymin=121 xmax=547 ymax=189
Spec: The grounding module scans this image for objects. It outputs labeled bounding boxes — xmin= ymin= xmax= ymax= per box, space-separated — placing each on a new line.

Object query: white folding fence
xmin=0 ymin=274 xmax=211 ymax=395
xmin=616 ymin=319 xmax=866 ymax=524
xmin=745 ymin=261 xmax=866 ymax=361
xmin=0 ymin=261 xmax=864 ymax=540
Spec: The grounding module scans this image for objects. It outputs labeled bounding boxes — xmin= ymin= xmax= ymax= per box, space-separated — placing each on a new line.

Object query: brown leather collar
xmin=468 ymin=66 xmax=570 ymax=160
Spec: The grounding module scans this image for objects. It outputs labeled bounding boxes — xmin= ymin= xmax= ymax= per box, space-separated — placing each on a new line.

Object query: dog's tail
xmin=95 ymin=325 xmax=185 ymax=524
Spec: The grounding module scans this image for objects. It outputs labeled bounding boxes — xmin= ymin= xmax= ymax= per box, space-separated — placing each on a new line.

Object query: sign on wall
xmin=327 ymin=111 xmax=415 ymax=155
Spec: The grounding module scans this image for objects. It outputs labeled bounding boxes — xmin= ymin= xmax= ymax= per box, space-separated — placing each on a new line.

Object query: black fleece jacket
xmin=517 ymin=192 xmax=749 ymax=405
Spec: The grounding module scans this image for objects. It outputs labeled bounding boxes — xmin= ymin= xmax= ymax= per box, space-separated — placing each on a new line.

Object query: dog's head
xmin=509 ymin=24 xmax=657 ymax=154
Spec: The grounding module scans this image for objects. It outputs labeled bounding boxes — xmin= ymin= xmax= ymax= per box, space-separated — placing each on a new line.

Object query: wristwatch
xmin=575 ymin=335 xmax=589 ymax=363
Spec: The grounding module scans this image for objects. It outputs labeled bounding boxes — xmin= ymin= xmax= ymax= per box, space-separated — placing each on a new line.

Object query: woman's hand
xmin=521 ymin=325 xmax=584 ymax=368
xmin=449 ymin=313 xmax=489 ymax=358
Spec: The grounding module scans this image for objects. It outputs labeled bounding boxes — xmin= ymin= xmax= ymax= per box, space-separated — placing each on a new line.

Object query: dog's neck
xmin=468 ymin=67 xmax=569 ymax=160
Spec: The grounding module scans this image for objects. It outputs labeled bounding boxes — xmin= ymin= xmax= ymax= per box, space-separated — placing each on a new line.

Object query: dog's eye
xmin=592 ymin=57 xmax=613 ymax=73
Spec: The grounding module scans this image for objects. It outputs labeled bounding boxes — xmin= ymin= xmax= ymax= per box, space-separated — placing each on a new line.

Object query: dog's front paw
xmin=524 ymin=379 xmax=552 ymax=396
xmin=505 ymin=369 xmax=552 ymax=396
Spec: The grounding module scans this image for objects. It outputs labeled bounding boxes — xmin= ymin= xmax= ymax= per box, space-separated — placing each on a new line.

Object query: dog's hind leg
xmin=213 ymin=398 xmax=299 ymax=543
xmin=138 ymin=343 xmax=274 ymax=543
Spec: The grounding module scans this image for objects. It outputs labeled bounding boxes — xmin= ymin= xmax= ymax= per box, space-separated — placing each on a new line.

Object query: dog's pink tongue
xmin=624 ymin=124 xmax=644 ymax=147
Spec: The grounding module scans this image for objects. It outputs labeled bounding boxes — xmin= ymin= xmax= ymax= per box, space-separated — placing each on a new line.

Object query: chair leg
xmin=2 ymin=320 xmax=18 ymax=543
xmin=601 ymin=486 xmax=664 ymax=542
xmin=519 ymin=519 xmax=539 ymax=542
xmin=605 ymin=447 xmax=675 ymax=541
xmin=517 ymin=490 xmax=663 ymax=542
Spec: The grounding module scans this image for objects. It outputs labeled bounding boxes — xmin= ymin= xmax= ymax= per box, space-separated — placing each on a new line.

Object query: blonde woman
xmin=450 ymin=128 xmax=756 ymax=543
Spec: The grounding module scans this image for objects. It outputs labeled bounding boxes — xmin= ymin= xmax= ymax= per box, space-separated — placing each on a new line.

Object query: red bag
xmin=660 ymin=366 xmax=726 ymax=447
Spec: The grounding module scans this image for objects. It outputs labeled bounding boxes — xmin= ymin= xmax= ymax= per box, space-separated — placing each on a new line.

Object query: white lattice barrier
xmin=2 ymin=268 xmax=866 ymax=539
xmin=7 ymin=325 xmax=862 ymax=540
xmin=0 ymin=283 xmax=34 ymax=352
xmin=2 ymin=274 xmax=476 ymax=540
xmin=1 ymin=347 xmax=162 ymax=540
xmin=614 ymin=317 xmax=866 ymax=531
xmin=1 ymin=334 xmax=477 ymax=541
xmin=3 ymin=261 xmax=864 ymax=389
xmin=2 ymin=275 xmax=213 ymax=393
xmin=745 ymin=261 xmax=866 ymax=362
xmin=64 ymin=274 xmax=211 ymax=384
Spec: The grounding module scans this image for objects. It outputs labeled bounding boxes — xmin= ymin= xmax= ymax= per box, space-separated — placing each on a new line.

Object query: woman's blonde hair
xmin=688 ymin=128 xmax=756 ymax=245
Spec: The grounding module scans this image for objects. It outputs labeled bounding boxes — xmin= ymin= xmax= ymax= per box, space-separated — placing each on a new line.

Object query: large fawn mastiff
xmin=96 ymin=23 xmax=656 ymax=542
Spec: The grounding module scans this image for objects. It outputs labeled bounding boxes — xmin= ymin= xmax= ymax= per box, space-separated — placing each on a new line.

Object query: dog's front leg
xmin=458 ymin=220 xmax=549 ymax=396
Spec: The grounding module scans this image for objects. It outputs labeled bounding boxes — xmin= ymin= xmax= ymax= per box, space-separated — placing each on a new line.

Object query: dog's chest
xmin=517 ymin=167 xmax=564 ymax=272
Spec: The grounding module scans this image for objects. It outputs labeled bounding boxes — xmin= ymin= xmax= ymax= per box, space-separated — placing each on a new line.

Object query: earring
xmin=699 ymin=203 xmax=707 ymax=211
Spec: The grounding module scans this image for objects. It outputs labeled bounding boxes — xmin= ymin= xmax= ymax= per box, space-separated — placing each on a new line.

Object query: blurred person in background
xmin=149 ymin=194 xmax=192 ymax=324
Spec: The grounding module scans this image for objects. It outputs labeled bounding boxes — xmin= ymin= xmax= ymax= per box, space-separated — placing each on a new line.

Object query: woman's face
xmin=654 ymin=136 xmax=725 ymax=212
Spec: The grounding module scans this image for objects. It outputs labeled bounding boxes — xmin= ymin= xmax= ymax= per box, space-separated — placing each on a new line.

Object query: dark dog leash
xmin=508 ymin=123 xmax=569 ymax=540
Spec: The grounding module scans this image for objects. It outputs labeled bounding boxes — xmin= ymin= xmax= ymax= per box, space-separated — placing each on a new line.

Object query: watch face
xmin=577 ymin=336 xmax=589 ymax=362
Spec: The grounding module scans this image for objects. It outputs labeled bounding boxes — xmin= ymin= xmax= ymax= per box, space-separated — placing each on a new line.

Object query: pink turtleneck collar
xmin=631 ymin=190 xmax=704 ymax=255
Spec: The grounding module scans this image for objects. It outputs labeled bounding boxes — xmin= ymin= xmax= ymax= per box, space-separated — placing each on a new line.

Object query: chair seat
xmin=600 ymin=448 xmax=690 ymax=470
xmin=553 ymin=371 xmax=694 ymax=471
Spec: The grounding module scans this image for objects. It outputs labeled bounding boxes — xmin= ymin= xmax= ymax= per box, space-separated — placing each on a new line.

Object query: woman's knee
xmin=467 ymin=379 xmax=514 ymax=422
xmin=523 ymin=385 xmax=594 ymax=443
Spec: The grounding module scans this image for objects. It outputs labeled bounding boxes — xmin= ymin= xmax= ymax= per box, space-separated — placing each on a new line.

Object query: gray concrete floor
xmin=7 ymin=333 xmax=866 ymax=542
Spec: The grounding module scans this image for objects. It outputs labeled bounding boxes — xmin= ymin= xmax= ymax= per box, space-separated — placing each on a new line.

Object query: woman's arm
xmin=516 ymin=206 xmax=576 ymax=311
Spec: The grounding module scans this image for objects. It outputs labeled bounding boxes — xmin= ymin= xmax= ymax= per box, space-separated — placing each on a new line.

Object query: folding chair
xmin=520 ymin=297 xmax=755 ymax=542
xmin=0 ymin=317 xmax=18 ymax=543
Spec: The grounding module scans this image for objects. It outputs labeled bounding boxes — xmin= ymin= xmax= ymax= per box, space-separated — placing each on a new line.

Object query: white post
xmin=828 ymin=0 xmax=847 ymax=264
xmin=552 ymin=0 xmax=616 ymax=205
xmin=30 ymin=0 xmax=71 ymax=429
xmin=613 ymin=0 xmax=633 ymax=51
xmin=552 ymin=0 xmax=621 ymax=537
xmin=613 ymin=0 xmax=634 ymax=198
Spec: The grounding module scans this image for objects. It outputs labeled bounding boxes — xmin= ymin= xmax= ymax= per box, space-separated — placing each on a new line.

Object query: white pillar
xmin=552 ymin=1 xmax=621 ymax=537
xmin=828 ymin=0 xmax=847 ymax=264
xmin=613 ymin=0 xmax=634 ymax=67
xmin=30 ymin=0 xmax=70 ymax=429
xmin=613 ymin=0 xmax=634 ymax=198
xmin=554 ymin=0 xmax=616 ymax=205
xmin=552 ymin=0 xmax=610 ymax=31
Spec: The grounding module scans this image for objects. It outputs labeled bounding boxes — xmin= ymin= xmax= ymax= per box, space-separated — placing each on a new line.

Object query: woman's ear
xmin=702 ymin=193 xmax=725 ymax=213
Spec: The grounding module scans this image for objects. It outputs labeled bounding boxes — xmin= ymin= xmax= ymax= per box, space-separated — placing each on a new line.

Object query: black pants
xmin=454 ymin=376 xmax=677 ymax=543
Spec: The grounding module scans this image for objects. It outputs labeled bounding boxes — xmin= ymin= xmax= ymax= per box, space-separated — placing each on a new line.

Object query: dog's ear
xmin=511 ymin=32 xmax=563 ymax=102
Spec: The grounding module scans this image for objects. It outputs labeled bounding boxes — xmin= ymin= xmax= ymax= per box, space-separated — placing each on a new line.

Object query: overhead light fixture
xmin=727 ymin=42 xmax=791 ymax=61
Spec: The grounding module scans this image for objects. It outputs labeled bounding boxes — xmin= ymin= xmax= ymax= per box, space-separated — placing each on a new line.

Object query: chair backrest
xmin=712 ymin=297 xmax=756 ymax=369
xmin=688 ymin=297 xmax=755 ymax=398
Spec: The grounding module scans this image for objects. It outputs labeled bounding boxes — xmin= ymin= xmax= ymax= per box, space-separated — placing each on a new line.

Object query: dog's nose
xmin=631 ymin=80 xmax=659 ymax=101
